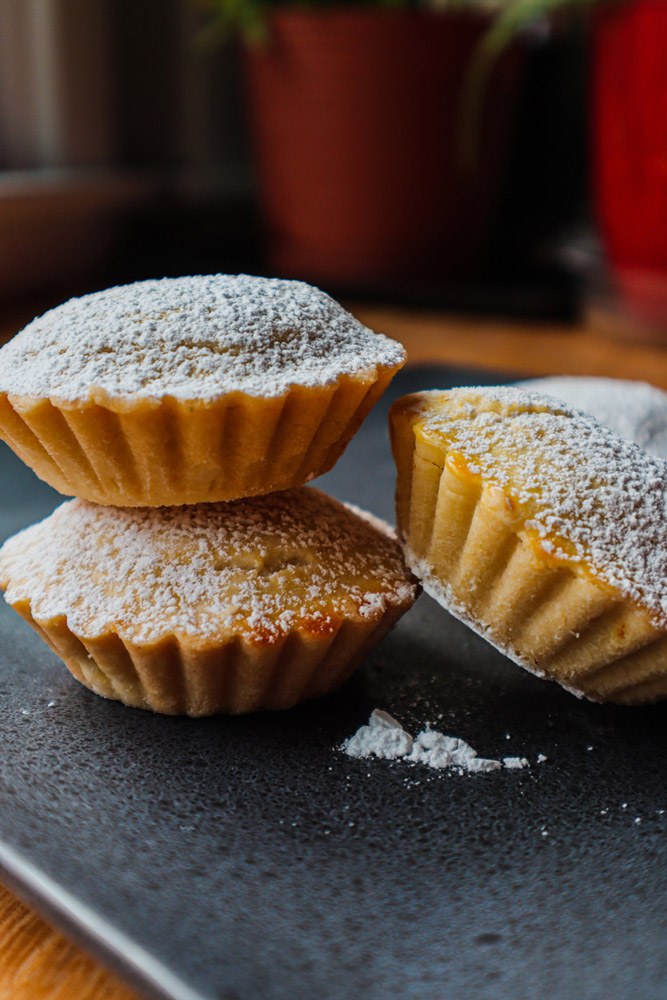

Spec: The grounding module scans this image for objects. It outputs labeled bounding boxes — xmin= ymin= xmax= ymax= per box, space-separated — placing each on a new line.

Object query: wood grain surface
xmin=353 ymin=306 xmax=667 ymax=387
xmin=1 ymin=302 xmax=667 ymax=1000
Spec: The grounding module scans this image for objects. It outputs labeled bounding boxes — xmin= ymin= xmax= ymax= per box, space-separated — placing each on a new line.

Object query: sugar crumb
xmin=342 ymin=711 xmax=538 ymax=776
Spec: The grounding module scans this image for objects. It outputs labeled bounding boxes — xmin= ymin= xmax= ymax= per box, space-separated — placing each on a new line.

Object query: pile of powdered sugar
xmin=412 ymin=386 xmax=667 ymax=628
xmin=518 ymin=375 xmax=667 ymax=459
xmin=342 ymin=710 xmax=536 ymax=774
xmin=0 ymin=274 xmax=405 ymax=403
xmin=0 ymin=489 xmax=417 ymax=644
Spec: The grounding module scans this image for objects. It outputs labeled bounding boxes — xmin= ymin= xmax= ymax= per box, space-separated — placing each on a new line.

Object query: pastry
xmin=390 ymin=386 xmax=667 ymax=704
xmin=0 ymin=488 xmax=417 ymax=715
xmin=518 ymin=375 xmax=667 ymax=458
xmin=0 ymin=275 xmax=405 ymax=506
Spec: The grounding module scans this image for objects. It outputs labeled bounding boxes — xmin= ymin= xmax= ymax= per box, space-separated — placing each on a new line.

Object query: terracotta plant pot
xmin=592 ymin=1 xmax=667 ymax=336
xmin=244 ymin=9 xmax=521 ymax=286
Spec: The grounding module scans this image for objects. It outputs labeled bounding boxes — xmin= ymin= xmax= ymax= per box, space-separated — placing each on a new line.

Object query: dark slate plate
xmin=1 ymin=365 xmax=667 ymax=1000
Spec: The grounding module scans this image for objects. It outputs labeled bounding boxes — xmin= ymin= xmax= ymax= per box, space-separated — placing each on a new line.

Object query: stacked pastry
xmin=0 ymin=275 xmax=417 ymax=715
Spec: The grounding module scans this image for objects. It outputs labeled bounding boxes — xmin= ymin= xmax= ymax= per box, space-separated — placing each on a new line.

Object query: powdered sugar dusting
xmin=407 ymin=728 xmax=502 ymax=772
xmin=0 ymin=489 xmax=417 ymax=644
xmin=343 ymin=709 xmax=413 ymax=760
xmin=342 ymin=710 xmax=535 ymax=773
xmin=0 ymin=275 xmax=405 ymax=403
xmin=503 ymin=756 xmax=530 ymax=769
xmin=414 ymin=387 xmax=667 ymax=628
xmin=518 ymin=376 xmax=667 ymax=458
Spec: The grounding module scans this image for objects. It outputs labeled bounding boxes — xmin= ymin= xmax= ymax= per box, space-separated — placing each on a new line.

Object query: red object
xmin=593 ymin=1 xmax=667 ymax=329
xmin=244 ymin=9 xmax=520 ymax=286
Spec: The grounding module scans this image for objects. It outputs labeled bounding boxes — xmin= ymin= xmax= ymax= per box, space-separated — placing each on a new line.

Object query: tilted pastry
xmin=0 ymin=275 xmax=405 ymax=506
xmin=390 ymin=386 xmax=667 ymax=704
xmin=0 ymin=488 xmax=417 ymax=715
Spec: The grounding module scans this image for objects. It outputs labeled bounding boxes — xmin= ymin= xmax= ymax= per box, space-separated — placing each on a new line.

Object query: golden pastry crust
xmin=0 ymin=488 xmax=417 ymax=715
xmin=0 ymin=374 xmax=398 ymax=506
xmin=0 ymin=275 xmax=405 ymax=506
xmin=390 ymin=386 xmax=667 ymax=704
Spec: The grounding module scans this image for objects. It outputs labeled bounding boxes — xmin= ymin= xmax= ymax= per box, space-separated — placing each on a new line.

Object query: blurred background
xmin=0 ymin=0 xmax=665 ymax=341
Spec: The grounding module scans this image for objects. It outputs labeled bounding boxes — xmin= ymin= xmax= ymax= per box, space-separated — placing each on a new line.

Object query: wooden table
xmin=1 ymin=304 xmax=667 ymax=999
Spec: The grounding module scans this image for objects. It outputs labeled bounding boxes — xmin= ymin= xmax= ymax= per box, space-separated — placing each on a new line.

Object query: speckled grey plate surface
xmin=1 ymin=366 xmax=667 ymax=1000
